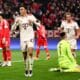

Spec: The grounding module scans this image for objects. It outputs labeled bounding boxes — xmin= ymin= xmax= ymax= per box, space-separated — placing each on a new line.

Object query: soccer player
xmin=35 ymin=22 xmax=50 ymax=60
xmin=0 ymin=12 xmax=11 ymax=66
xmin=57 ymin=32 xmax=80 ymax=72
xmin=11 ymin=5 xmax=39 ymax=77
xmin=60 ymin=12 xmax=80 ymax=57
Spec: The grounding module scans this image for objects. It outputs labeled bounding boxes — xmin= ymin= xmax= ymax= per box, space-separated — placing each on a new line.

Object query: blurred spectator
xmin=0 ymin=0 xmax=80 ymax=30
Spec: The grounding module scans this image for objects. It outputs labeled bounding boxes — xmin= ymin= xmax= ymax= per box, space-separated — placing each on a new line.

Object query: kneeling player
xmin=0 ymin=12 xmax=11 ymax=66
xmin=35 ymin=23 xmax=50 ymax=60
xmin=57 ymin=32 xmax=80 ymax=72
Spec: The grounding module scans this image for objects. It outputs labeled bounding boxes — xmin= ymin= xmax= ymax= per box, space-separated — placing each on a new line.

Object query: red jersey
xmin=37 ymin=24 xmax=46 ymax=39
xmin=37 ymin=24 xmax=48 ymax=46
xmin=0 ymin=19 xmax=10 ymax=48
xmin=0 ymin=19 xmax=10 ymax=39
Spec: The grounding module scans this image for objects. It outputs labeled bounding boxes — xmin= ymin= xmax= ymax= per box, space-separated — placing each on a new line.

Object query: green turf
xmin=0 ymin=50 xmax=80 ymax=80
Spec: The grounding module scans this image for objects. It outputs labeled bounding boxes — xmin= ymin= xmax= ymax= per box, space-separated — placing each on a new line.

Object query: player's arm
xmin=75 ymin=29 xmax=80 ymax=39
xmin=29 ymin=14 xmax=41 ymax=27
xmin=11 ymin=17 xmax=20 ymax=36
xmin=11 ymin=17 xmax=19 ymax=32
xmin=75 ymin=22 xmax=80 ymax=39
xmin=58 ymin=21 xmax=65 ymax=32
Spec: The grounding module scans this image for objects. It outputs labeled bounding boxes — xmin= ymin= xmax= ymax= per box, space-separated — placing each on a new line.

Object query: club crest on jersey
xmin=22 ymin=23 xmax=28 ymax=29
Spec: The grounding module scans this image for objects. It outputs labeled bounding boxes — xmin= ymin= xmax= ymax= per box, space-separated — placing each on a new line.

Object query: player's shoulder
xmin=27 ymin=14 xmax=35 ymax=18
xmin=60 ymin=40 xmax=68 ymax=45
xmin=72 ymin=20 xmax=78 ymax=25
xmin=27 ymin=14 xmax=37 ymax=22
xmin=61 ymin=20 xmax=67 ymax=25
xmin=15 ymin=16 xmax=21 ymax=20
xmin=15 ymin=16 xmax=22 ymax=22
xmin=61 ymin=20 xmax=66 ymax=23
xmin=3 ymin=19 xmax=8 ymax=24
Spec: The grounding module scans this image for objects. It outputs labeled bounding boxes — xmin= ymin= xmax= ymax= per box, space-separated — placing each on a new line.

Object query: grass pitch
xmin=0 ymin=50 xmax=80 ymax=80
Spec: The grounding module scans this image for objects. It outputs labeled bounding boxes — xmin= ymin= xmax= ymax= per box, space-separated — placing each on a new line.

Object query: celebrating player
xmin=35 ymin=22 xmax=50 ymax=60
xmin=60 ymin=12 xmax=80 ymax=57
xmin=0 ymin=12 xmax=11 ymax=66
xmin=57 ymin=32 xmax=80 ymax=72
xmin=11 ymin=5 xmax=40 ymax=77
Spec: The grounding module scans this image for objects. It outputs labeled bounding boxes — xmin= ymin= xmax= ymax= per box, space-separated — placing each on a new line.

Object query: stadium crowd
xmin=0 ymin=0 xmax=80 ymax=30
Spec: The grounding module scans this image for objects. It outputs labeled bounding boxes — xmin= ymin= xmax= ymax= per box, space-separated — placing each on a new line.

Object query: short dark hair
xmin=60 ymin=32 xmax=66 ymax=38
xmin=19 ymin=4 xmax=27 ymax=9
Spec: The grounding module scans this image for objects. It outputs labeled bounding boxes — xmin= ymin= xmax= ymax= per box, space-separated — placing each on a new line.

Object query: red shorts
xmin=37 ymin=38 xmax=48 ymax=47
xmin=0 ymin=38 xmax=10 ymax=48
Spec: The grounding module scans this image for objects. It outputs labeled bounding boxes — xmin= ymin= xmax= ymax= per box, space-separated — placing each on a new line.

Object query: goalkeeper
xmin=57 ymin=32 xmax=80 ymax=72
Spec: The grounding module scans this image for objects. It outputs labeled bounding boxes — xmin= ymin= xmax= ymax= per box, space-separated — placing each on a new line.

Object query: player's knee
xmin=2 ymin=48 xmax=6 ymax=51
xmin=29 ymin=53 xmax=33 ymax=57
xmin=28 ymin=47 xmax=33 ymax=56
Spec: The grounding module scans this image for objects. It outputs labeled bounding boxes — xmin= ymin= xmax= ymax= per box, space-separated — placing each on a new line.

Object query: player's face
xmin=66 ymin=15 xmax=72 ymax=22
xmin=19 ymin=7 xmax=27 ymax=16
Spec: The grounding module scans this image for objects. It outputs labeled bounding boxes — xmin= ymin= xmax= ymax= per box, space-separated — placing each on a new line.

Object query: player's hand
xmin=75 ymin=36 xmax=79 ymax=39
xmin=11 ymin=31 xmax=16 ymax=38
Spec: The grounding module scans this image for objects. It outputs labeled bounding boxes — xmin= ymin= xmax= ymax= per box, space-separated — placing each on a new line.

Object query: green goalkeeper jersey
xmin=57 ymin=39 xmax=77 ymax=69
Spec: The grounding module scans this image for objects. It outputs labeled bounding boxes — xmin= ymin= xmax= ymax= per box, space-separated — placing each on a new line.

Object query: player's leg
xmin=44 ymin=47 xmax=50 ymax=60
xmin=35 ymin=39 xmax=41 ymax=60
xmin=23 ymin=51 xmax=27 ymax=65
xmin=70 ymin=39 xmax=77 ymax=58
xmin=44 ymin=40 xmax=50 ymax=60
xmin=4 ymin=39 xmax=11 ymax=66
xmin=5 ymin=46 xmax=11 ymax=66
xmin=0 ymin=40 xmax=3 ymax=66
xmin=28 ymin=47 xmax=33 ymax=77
xmin=2 ymin=47 xmax=11 ymax=67
xmin=2 ymin=48 xmax=7 ymax=66
xmin=0 ymin=40 xmax=7 ymax=66
xmin=35 ymin=45 xmax=40 ymax=60
xmin=27 ymin=41 xmax=34 ymax=77
xmin=71 ymin=49 xmax=76 ymax=57
xmin=23 ymin=51 xmax=29 ymax=77
xmin=21 ymin=41 xmax=29 ymax=77
xmin=63 ymin=65 xmax=80 ymax=72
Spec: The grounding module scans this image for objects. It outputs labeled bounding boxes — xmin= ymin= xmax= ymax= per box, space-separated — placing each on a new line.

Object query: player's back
xmin=57 ymin=39 xmax=76 ymax=68
xmin=57 ymin=40 xmax=69 ymax=58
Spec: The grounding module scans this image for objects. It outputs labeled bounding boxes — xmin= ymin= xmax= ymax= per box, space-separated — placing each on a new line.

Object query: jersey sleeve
xmin=37 ymin=25 xmax=46 ymax=39
xmin=74 ymin=22 xmax=79 ymax=29
xmin=29 ymin=15 xmax=41 ymax=27
xmin=30 ymin=15 xmax=37 ymax=22
xmin=11 ymin=17 xmax=19 ymax=31
xmin=60 ymin=21 xmax=64 ymax=28
xmin=60 ymin=21 xmax=65 ymax=32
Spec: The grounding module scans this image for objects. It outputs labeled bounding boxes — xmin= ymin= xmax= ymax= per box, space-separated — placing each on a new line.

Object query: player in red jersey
xmin=0 ymin=12 xmax=11 ymax=66
xmin=35 ymin=22 xmax=50 ymax=60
